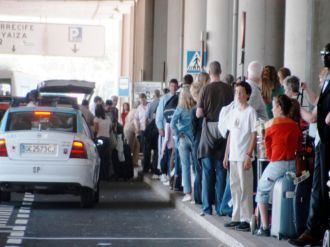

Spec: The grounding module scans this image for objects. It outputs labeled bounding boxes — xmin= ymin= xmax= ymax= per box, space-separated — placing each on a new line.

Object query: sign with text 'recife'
xmin=0 ymin=21 xmax=105 ymax=57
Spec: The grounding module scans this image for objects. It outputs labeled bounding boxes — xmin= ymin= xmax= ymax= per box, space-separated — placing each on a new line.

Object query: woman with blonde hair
xmin=171 ymin=85 xmax=198 ymax=202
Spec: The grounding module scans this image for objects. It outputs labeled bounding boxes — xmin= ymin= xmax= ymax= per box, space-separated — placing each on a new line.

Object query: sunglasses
xmin=320 ymin=51 xmax=330 ymax=56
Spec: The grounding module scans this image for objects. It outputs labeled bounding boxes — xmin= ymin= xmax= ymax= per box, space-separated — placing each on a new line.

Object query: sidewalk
xmin=143 ymin=174 xmax=293 ymax=247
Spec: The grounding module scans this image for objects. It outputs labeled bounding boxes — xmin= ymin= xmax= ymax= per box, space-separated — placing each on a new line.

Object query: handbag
xmin=295 ymin=150 xmax=308 ymax=177
xmin=109 ymin=131 xmax=118 ymax=150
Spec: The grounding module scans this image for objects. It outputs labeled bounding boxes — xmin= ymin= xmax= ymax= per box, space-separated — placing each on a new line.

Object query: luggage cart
xmin=250 ymin=121 xmax=269 ymax=234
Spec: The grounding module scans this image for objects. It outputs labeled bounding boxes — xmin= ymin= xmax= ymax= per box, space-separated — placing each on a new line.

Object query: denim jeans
xmin=255 ymin=160 xmax=295 ymax=204
xmin=160 ymin=147 xmax=172 ymax=175
xmin=178 ymin=136 xmax=197 ymax=194
xmin=201 ymin=156 xmax=227 ymax=215
xmin=219 ymin=171 xmax=232 ymax=216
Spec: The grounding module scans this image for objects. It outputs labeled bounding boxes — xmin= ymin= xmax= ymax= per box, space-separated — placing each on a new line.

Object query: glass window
xmin=6 ymin=111 xmax=77 ymax=132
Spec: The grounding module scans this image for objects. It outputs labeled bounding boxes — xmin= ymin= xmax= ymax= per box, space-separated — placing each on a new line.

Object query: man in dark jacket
xmin=289 ymin=43 xmax=330 ymax=246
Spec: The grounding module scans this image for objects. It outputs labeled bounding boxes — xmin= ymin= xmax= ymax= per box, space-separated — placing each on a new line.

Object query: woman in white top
xmin=94 ymin=104 xmax=111 ymax=180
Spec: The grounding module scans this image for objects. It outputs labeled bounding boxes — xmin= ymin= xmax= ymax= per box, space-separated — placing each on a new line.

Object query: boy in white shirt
xmin=223 ymin=81 xmax=257 ymax=231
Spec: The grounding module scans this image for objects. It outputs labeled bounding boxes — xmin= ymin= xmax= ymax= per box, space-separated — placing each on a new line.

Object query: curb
xmin=144 ymin=175 xmax=242 ymax=247
xmin=144 ymin=174 xmax=293 ymax=247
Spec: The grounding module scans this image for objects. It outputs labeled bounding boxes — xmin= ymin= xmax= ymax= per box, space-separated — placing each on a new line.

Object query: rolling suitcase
xmin=293 ymin=171 xmax=312 ymax=236
xmin=271 ymin=172 xmax=297 ymax=240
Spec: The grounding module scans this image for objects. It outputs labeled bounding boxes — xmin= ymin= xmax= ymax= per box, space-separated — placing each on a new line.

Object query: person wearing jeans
xmin=171 ymin=85 xmax=197 ymax=201
xmin=255 ymin=94 xmax=301 ymax=236
xmin=196 ymin=61 xmax=234 ymax=215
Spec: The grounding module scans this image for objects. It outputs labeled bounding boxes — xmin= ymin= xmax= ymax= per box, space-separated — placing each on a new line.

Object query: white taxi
xmin=0 ymin=82 xmax=100 ymax=208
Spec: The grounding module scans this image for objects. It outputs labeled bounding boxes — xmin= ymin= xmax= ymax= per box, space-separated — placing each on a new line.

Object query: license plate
xmin=21 ymin=144 xmax=56 ymax=154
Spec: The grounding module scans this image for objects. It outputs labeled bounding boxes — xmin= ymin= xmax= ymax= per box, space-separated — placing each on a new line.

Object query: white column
xmin=284 ymin=0 xmax=309 ymax=81
xmin=206 ymin=0 xmax=233 ymax=77
xmin=166 ymin=0 xmax=184 ymax=82
xmin=152 ymin=0 xmax=168 ymax=81
xmin=284 ymin=0 xmax=330 ymax=91
xmin=182 ymin=0 xmax=206 ymax=76
xmin=238 ymin=0 xmax=285 ymax=76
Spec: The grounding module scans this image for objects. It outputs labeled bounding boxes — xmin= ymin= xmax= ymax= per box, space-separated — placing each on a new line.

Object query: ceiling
xmin=0 ymin=0 xmax=135 ymax=21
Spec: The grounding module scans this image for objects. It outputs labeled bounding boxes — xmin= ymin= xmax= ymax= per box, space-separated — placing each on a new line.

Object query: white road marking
xmin=24 ymin=194 xmax=34 ymax=198
xmin=17 ymin=237 xmax=210 ymax=240
xmin=18 ymin=209 xmax=30 ymax=214
xmin=15 ymin=219 xmax=28 ymax=225
xmin=13 ymin=226 xmax=26 ymax=231
xmin=6 ymin=238 xmax=22 ymax=244
xmin=97 ymin=243 xmax=112 ymax=246
xmin=10 ymin=231 xmax=25 ymax=237
xmin=17 ymin=214 xmax=29 ymax=218
xmin=23 ymin=198 xmax=34 ymax=202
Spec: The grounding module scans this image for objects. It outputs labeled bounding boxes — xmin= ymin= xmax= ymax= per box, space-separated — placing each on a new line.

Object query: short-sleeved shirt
xmin=197 ymin=81 xmax=234 ymax=121
xmin=228 ymin=105 xmax=257 ymax=162
xmin=197 ymin=81 xmax=234 ymax=159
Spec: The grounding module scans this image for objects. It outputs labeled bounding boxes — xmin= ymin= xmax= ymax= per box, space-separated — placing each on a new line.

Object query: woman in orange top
xmin=254 ymin=94 xmax=301 ymax=237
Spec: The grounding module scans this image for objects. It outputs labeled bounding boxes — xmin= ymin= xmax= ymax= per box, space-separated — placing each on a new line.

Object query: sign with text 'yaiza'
xmin=0 ymin=21 xmax=105 ymax=57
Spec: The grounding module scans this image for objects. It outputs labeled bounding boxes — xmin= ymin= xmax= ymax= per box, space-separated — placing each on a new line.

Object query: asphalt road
xmin=0 ymin=181 xmax=226 ymax=247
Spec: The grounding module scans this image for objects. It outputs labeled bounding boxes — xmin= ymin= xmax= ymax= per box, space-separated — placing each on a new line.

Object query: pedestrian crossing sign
xmin=187 ymin=51 xmax=207 ymax=74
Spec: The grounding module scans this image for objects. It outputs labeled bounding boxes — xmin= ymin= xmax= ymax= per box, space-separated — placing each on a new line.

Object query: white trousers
xmin=229 ymin=161 xmax=253 ymax=223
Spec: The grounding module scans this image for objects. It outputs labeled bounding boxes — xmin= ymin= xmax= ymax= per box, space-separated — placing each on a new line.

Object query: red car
xmin=0 ymin=96 xmax=11 ymax=121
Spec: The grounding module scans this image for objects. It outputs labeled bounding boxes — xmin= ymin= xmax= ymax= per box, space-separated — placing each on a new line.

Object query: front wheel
xmin=80 ymin=187 xmax=94 ymax=208
xmin=0 ymin=191 xmax=11 ymax=202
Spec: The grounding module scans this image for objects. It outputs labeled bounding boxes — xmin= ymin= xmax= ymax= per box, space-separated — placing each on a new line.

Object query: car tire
xmin=80 ymin=187 xmax=94 ymax=208
xmin=0 ymin=191 xmax=11 ymax=202
xmin=94 ymin=181 xmax=100 ymax=203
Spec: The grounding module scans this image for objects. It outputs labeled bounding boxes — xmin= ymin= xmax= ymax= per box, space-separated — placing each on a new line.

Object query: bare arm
xmin=223 ymin=133 xmax=230 ymax=169
xmin=300 ymin=107 xmax=317 ymax=123
xmin=196 ymin=107 xmax=204 ymax=118
xmin=244 ymin=132 xmax=257 ymax=170
xmin=301 ymin=82 xmax=318 ymax=105
xmin=326 ymin=112 xmax=330 ymax=125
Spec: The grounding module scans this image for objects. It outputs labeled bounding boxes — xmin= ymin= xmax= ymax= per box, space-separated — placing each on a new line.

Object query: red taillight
xmin=0 ymin=139 xmax=8 ymax=157
xmin=69 ymin=141 xmax=87 ymax=159
xmin=33 ymin=111 xmax=52 ymax=117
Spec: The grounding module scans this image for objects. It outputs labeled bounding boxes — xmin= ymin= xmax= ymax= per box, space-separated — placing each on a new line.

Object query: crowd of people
xmin=78 ymin=43 xmax=330 ymax=246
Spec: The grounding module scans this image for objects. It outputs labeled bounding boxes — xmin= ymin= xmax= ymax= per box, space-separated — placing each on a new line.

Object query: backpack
xmin=163 ymin=94 xmax=179 ymax=123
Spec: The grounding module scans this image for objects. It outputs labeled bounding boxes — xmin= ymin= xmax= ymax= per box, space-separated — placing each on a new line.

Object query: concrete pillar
xmin=238 ymin=0 xmax=285 ymax=76
xmin=152 ymin=0 xmax=168 ymax=82
xmin=183 ymin=0 xmax=207 ymax=77
xmin=120 ymin=13 xmax=131 ymax=77
xmin=284 ymin=0 xmax=309 ymax=81
xmin=206 ymin=0 xmax=233 ymax=77
xmin=284 ymin=0 xmax=330 ymax=92
xmin=166 ymin=0 xmax=184 ymax=82
xmin=133 ymin=0 xmax=154 ymax=82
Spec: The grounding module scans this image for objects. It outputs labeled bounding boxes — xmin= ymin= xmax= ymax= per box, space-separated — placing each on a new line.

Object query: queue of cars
xmin=0 ymin=80 xmax=100 ymax=208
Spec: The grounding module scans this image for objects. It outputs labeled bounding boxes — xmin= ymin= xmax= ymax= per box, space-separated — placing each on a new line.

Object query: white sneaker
xmin=151 ymin=174 xmax=159 ymax=180
xmin=160 ymin=174 xmax=167 ymax=183
xmin=163 ymin=180 xmax=170 ymax=186
xmin=182 ymin=194 xmax=192 ymax=202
